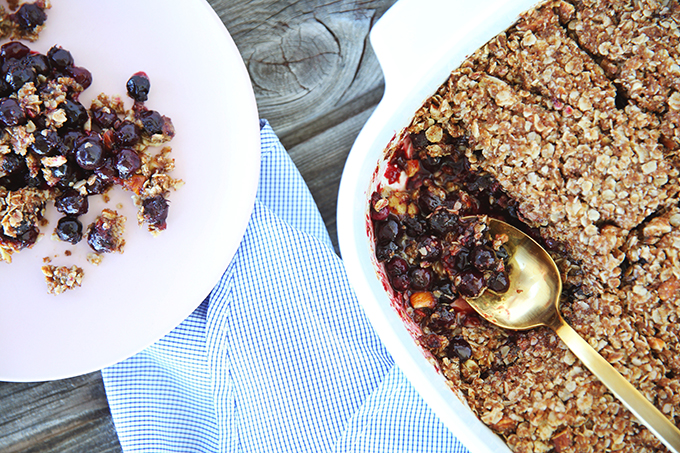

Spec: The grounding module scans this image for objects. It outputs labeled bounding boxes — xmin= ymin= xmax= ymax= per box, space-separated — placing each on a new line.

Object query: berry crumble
xmin=0 ymin=38 xmax=182 ymax=294
xmin=371 ymin=1 xmax=680 ymax=452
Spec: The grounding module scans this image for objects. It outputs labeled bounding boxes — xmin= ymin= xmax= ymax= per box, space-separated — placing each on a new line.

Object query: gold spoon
xmin=462 ymin=217 xmax=680 ymax=452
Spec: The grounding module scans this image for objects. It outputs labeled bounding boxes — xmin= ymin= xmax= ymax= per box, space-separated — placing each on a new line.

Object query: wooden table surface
xmin=0 ymin=0 xmax=397 ymax=450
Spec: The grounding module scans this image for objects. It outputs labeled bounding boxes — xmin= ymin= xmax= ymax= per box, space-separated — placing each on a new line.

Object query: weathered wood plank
xmin=0 ymin=372 xmax=121 ymax=452
xmin=0 ymin=0 xmax=395 ymax=450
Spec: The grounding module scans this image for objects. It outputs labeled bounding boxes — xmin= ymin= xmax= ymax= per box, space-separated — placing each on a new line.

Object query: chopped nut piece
xmin=410 ymin=291 xmax=436 ymax=309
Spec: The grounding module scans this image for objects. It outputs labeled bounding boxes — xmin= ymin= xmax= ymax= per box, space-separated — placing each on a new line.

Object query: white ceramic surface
xmin=0 ymin=0 xmax=260 ymax=381
xmin=337 ymin=0 xmax=540 ymax=451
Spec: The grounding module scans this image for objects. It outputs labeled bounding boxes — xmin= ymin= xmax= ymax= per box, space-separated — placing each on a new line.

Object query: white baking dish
xmin=337 ymin=0 xmax=541 ymax=451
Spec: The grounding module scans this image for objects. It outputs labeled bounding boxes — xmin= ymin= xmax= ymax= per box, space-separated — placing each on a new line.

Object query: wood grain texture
xmin=0 ymin=0 xmax=395 ymax=451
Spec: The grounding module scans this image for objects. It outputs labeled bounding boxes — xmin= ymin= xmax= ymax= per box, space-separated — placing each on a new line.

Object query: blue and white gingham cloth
xmin=102 ymin=120 xmax=469 ymax=453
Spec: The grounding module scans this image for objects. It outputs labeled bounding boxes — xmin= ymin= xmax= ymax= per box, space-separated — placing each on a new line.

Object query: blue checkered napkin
xmin=102 ymin=120 xmax=469 ymax=453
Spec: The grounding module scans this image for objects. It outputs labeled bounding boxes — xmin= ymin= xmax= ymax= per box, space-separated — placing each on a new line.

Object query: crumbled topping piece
xmin=86 ymin=209 xmax=126 ymax=254
xmin=41 ymin=264 xmax=83 ymax=295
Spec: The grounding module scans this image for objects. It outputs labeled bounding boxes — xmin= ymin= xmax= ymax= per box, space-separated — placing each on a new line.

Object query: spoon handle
xmin=554 ymin=320 xmax=680 ymax=453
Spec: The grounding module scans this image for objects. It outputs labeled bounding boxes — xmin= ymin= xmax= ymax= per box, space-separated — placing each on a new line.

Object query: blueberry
xmin=0 ymin=42 xmax=30 ymax=61
xmin=0 ymin=97 xmax=25 ymax=127
xmin=12 ymin=3 xmax=47 ymax=30
xmin=457 ymin=268 xmax=485 ymax=298
xmin=114 ymin=121 xmax=140 ymax=147
xmin=75 ymin=137 xmax=104 ymax=170
xmin=471 ymin=245 xmax=496 ymax=270
xmin=377 ymin=219 xmax=399 ymax=244
xmin=139 ymin=110 xmax=164 ymax=135
xmin=67 ymin=66 xmax=92 ymax=89
xmin=410 ymin=267 xmax=433 ymax=290
xmin=126 ymin=72 xmax=150 ymax=102
xmin=55 ymin=188 xmax=88 ymax=216
xmin=142 ymin=195 xmax=169 ymax=228
xmin=55 ymin=216 xmax=82 ymax=244
xmin=4 ymin=59 xmax=36 ymax=91
xmin=23 ymin=53 xmax=49 ymax=75
xmin=29 ymin=129 xmax=60 ymax=156
xmin=115 ymin=148 xmax=141 ymax=179
xmin=59 ymin=99 xmax=88 ymax=129
xmin=47 ymin=46 xmax=74 ymax=70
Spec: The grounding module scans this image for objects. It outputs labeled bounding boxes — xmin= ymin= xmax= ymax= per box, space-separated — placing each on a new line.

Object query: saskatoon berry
xmin=371 ymin=205 xmax=389 ymax=221
xmin=30 ymin=129 xmax=60 ymax=156
xmin=91 ymin=107 xmax=117 ymax=129
xmin=94 ymin=158 xmax=117 ymax=182
xmin=0 ymin=78 xmax=11 ymax=97
xmin=2 ymin=153 xmax=24 ymax=174
xmin=418 ymin=188 xmax=443 ymax=214
xmin=67 ymin=66 xmax=92 ymax=89
xmin=55 ymin=216 xmax=82 ymax=244
xmin=403 ymin=216 xmax=426 ymax=237
xmin=410 ymin=267 xmax=433 ymax=290
xmin=428 ymin=306 xmax=458 ymax=332
xmin=487 ymin=270 xmax=510 ymax=293
xmin=142 ymin=195 xmax=169 ymax=228
xmin=12 ymin=3 xmax=47 ymax=30
xmin=449 ymin=337 xmax=472 ymax=361
xmin=75 ymin=137 xmax=105 ymax=170
xmin=385 ymin=256 xmax=408 ymax=277
xmin=55 ymin=188 xmax=88 ymax=216
xmin=126 ymin=72 xmax=150 ymax=102
xmin=24 ymin=53 xmax=49 ymax=75
xmin=50 ymin=162 xmax=71 ymax=181
xmin=58 ymin=130 xmax=84 ymax=156
xmin=47 ymin=46 xmax=74 ymax=70
xmin=375 ymin=241 xmax=398 ymax=262
xmin=87 ymin=223 xmax=114 ymax=253
xmin=457 ymin=268 xmax=485 ymax=298
xmin=417 ymin=237 xmax=442 ymax=261
xmin=85 ymin=175 xmax=112 ymax=195
xmin=4 ymin=60 xmax=36 ymax=91
xmin=114 ymin=121 xmax=140 ymax=147
xmin=139 ymin=110 xmax=164 ymax=135
xmin=428 ymin=210 xmax=457 ymax=235
xmin=115 ymin=148 xmax=141 ymax=179
xmin=0 ymin=42 xmax=30 ymax=61
xmin=0 ymin=97 xmax=25 ymax=127
xmin=60 ymin=99 xmax=89 ymax=129
xmin=377 ymin=219 xmax=399 ymax=244
xmin=471 ymin=245 xmax=496 ymax=270
xmin=17 ymin=224 xmax=39 ymax=246
xmin=391 ymin=274 xmax=410 ymax=292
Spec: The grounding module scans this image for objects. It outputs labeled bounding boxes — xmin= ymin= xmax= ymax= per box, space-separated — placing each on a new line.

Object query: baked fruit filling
xmin=371 ymin=1 xmax=680 ymax=452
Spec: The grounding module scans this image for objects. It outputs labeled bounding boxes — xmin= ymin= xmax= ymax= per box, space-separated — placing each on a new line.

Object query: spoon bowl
xmin=464 ymin=217 xmax=680 ymax=453
xmin=466 ymin=217 xmax=562 ymax=331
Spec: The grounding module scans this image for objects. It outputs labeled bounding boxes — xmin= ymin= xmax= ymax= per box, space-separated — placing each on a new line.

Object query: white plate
xmin=337 ymin=0 xmax=539 ymax=452
xmin=0 ymin=0 xmax=260 ymax=381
